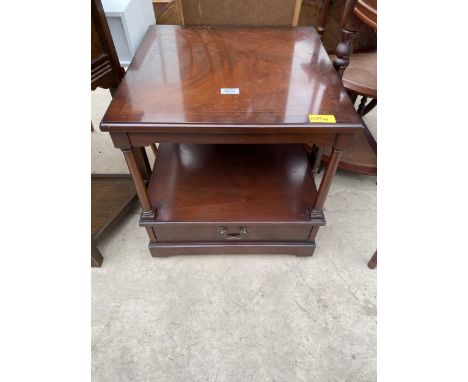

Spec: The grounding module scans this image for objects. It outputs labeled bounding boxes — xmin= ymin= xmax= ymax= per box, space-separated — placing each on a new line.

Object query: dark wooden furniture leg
xmin=368 ymin=251 xmax=377 ymax=269
xmin=312 ymin=147 xmax=342 ymax=214
xmin=123 ymin=148 xmax=155 ymax=219
xmin=310 ymin=145 xmax=325 ymax=175
xmin=133 ymin=147 xmax=152 ymax=180
xmin=310 ymin=91 xmax=356 ymax=175
xmin=311 ymin=134 xmax=352 ymax=216
xmin=361 ymin=98 xmax=377 ymax=117
xmin=91 ymin=240 xmax=103 ymax=267
xmin=347 ymin=90 xmax=358 ymax=104
xmin=357 ymin=96 xmax=368 ymax=115
xmin=305 ymin=137 xmax=350 ymax=256
xmin=316 ymin=0 xmax=331 ymax=40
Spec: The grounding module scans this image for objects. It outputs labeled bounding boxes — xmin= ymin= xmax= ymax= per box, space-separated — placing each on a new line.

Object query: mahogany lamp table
xmin=100 ymin=25 xmax=364 ymax=257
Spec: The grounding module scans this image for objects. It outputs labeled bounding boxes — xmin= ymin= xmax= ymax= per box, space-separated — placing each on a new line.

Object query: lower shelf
xmin=141 ymin=143 xmax=323 ymax=256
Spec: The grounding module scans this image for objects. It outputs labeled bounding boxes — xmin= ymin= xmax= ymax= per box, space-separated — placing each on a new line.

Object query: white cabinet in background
xmin=102 ymin=0 xmax=155 ymax=66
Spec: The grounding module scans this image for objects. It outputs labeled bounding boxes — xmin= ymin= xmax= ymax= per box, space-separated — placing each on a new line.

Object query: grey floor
xmin=92 ymin=88 xmax=377 ymax=382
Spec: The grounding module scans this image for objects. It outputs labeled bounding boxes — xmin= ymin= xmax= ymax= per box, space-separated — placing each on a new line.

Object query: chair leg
xmin=357 ymin=96 xmax=368 ymax=116
xmin=347 ymin=90 xmax=358 ymax=105
xmin=316 ymin=0 xmax=331 ymax=40
xmin=361 ymin=98 xmax=377 ymax=117
xmin=368 ymin=251 xmax=377 ymax=269
xmin=311 ymin=145 xmax=325 ymax=175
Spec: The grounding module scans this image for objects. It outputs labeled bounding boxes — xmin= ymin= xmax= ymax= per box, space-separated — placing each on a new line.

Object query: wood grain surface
xmin=101 ymin=25 xmax=363 ymax=132
xmin=147 ymin=143 xmax=321 ymax=223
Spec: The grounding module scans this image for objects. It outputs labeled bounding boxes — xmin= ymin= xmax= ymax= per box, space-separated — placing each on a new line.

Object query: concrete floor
xmin=92 ymin=88 xmax=377 ymax=382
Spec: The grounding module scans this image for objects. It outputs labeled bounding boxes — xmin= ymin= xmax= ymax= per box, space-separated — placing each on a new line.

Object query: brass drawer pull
xmin=219 ymin=226 xmax=247 ymax=240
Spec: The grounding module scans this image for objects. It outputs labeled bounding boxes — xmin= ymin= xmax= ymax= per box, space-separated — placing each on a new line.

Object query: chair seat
xmin=330 ymin=52 xmax=377 ymax=98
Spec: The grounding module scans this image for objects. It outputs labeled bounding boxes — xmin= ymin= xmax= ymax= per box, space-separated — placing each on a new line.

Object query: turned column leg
xmin=311 ymin=134 xmax=352 ymax=216
xmin=305 ymin=140 xmax=344 ymax=257
xmin=303 ymin=143 xmax=343 ymax=256
xmin=123 ymin=148 xmax=155 ymax=219
xmin=312 ymin=134 xmax=353 ymax=215
xmin=311 ymin=146 xmax=343 ymax=216
xmin=133 ymin=147 xmax=152 ymax=180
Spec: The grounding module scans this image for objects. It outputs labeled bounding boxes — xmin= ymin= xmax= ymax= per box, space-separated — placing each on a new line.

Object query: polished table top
xmin=101 ymin=25 xmax=363 ymax=133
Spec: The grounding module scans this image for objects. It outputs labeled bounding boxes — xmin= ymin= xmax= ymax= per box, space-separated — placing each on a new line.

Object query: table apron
xmin=120 ymin=132 xmax=340 ymax=148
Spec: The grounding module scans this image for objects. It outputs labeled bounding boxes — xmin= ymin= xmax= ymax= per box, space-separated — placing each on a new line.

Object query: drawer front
xmin=150 ymin=223 xmax=315 ymax=242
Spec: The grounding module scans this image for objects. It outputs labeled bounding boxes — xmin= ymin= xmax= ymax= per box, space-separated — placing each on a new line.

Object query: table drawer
xmin=148 ymin=222 xmax=316 ymax=242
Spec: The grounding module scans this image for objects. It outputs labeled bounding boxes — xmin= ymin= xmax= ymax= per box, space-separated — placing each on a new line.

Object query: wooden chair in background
xmin=153 ymin=1 xmax=179 ymax=24
xmin=174 ymin=0 xmax=302 ymax=26
xmin=312 ymin=0 xmax=377 ymax=176
xmin=154 ymin=0 xmax=377 ymax=55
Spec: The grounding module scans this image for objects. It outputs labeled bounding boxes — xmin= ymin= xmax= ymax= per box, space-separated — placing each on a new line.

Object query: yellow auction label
xmin=309 ymin=114 xmax=336 ymax=123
